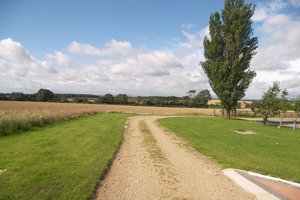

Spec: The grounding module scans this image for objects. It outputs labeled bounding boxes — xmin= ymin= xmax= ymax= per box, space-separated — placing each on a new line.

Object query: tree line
xmin=0 ymin=90 xmax=101 ymax=102
xmin=0 ymin=88 xmax=218 ymax=108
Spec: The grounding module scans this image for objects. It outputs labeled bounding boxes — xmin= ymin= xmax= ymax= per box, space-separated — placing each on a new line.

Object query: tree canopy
xmin=36 ymin=89 xmax=54 ymax=102
xmin=114 ymin=94 xmax=128 ymax=104
xmin=250 ymin=81 xmax=288 ymax=126
xmin=200 ymin=0 xmax=258 ymax=119
xmin=195 ymin=89 xmax=212 ymax=106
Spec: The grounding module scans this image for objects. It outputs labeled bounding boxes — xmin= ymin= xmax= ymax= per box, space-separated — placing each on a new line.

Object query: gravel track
xmin=95 ymin=116 xmax=255 ymax=199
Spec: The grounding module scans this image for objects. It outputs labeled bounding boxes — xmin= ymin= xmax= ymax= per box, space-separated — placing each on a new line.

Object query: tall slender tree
xmin=200 ymin=0 xmax=258 ymax=119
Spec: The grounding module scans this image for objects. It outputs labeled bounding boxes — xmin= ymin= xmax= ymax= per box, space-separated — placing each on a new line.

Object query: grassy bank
xmin=0 ymin=113 xmax=134 ymax=200
xmin=158 ymin=116 xmax=300 ymax=183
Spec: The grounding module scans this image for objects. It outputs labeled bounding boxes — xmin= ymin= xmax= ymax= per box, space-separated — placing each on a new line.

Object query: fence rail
xmin=236 ymin=110 xmax=300 ymax=118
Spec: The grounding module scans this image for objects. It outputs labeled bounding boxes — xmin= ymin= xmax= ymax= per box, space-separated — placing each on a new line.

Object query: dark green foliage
xmin=292 ymin=95 xmax=300 ymax=115
xmin=102 ymin=93 xmax=114 ymax=104
xmin=60 ymin=96 xmax=68 ymax=103
xmin=13 ymin=92 xmax=27 ymax=101
xmin=144 ymin=98 xmax=154 ymax=106
xmin=114 ymin=94 xmax=128 ymax=104
xmin=169 ymin=96 xmax=178 ymax=105
xmin=200 ymin=0 xmax=258 ymax=119
xmin=194 ymin=89 xmax=212 ymax=107
xmin=36 ymin=88 xmax=54 ymax=102
xmin=73 ymin=97 xmax=87 ymax=103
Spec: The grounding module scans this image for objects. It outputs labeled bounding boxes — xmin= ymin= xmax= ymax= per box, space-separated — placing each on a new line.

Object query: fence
xmin=236 ymin=110 xmax=300 ymax=118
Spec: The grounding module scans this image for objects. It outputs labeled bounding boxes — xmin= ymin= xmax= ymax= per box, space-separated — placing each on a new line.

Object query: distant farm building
xmin=240 ymin=101 xmax=249 ymax=108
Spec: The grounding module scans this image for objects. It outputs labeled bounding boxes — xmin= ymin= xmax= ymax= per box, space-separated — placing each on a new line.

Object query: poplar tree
xmin=200 ymin=0 xmax=258 ymax=119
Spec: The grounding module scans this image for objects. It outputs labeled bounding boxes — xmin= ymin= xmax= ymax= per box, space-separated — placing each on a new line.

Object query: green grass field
xmin=158 ymin=116 xmax=300 ymax=183
xmin=0 ymin=113 xmax=134 ymax=200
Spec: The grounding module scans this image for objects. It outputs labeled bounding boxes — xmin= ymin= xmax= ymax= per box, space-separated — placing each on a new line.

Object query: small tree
xmin=36 ymin=89 xmax=54 ymax=102
xmin=195 ymin=89 xmax=212 ymax=107
xmin=114 ymin=94 xmax=128 ymax=104
xmin=73 ymin=97 xmax=85 ymax=103
xmin=136 ymin=96 xmax=143 ymax=104
xmin=250 ymin=81 xmax=288 ymax=126
xmin=187 ymin=90 xmax=196 ymax=108
xmin=182 ymin=96 xmax=190 ymax=107
xmin=102 ymin=94 xmax=114 ymax=104
xmin=144 ymin=98 xmax=154 ymax=106
xmin=292 ymin=95 xmax=300 ymax=129
xmin=60 ymin=96 xmax=68 ymax=103
xmin=278 ymin=89 xmax=289 ymax=128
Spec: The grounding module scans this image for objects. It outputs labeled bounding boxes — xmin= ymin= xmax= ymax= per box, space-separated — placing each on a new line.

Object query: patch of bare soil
xmin=233 ymin=129 xmax=258 ymax=134
xmin=95 ymin=116 xmax=255 ymax=199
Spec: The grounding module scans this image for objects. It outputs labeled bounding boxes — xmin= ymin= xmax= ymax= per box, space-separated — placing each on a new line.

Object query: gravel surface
xmin=95 ymin=116 xmax=255 ymax=199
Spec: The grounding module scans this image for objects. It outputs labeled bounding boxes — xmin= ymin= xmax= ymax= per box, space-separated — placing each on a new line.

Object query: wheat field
xmin=0 ymin=101 xmax=224 ymax=116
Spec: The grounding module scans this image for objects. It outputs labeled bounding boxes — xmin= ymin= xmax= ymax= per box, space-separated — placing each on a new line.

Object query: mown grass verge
xmin=0 ymin=113 xmax=134 ymax=200
xmin=158 ymin=116 xmax=300 ymax=183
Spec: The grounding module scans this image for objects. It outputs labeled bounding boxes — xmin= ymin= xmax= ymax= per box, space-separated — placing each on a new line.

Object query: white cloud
xmin=198 ymin=25 xmax=210 ymax=40
xmin=288 ymin=0 xmax=300 ymax=7
xmin=252 ymin=0 xmax=289 ymax=21
xmin=249 ymin=11 xmax=300 ymax=98
xmin=66 ymin=41 xmax=104 ymax=57
xmin=181 ymin=31 xmax=203 ymax=47
xmin=0 ymin=38 xmax=56 ymax=77
xmin=0 ymin=38 xmax=34 ymax=63
xmin=66 ymin=39 xmax=134 ymax=57
xmin=181 ymin=25 xmax=210 ymax=48
xmin=0 ymin=37 xmax=212 ymax=97
xmin=180 ymin=23 xmax=195 ymax=29
xmin=255 ymin=13 xmax=300 ymax=62
xmin=110 ymin=51 xmax=183 ymax=77
xmin=0 ymin=59 xmax=9 ymax=70
xmin=103 ymin=39 xmax=133 ymax=57
xmin=46 ymin=51 xmax=73 ymax=67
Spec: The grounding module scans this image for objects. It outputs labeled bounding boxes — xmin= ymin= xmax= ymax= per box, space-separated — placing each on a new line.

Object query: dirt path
xmin=95 ymin=116 xmax=255 ymax=199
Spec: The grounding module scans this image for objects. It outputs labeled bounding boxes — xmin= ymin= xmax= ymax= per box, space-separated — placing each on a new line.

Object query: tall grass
xmin=0 ymin=110 xmax=98 ymax=136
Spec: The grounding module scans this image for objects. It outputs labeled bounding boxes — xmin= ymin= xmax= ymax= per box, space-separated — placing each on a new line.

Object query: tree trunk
xmin=234 ymin=107 xmax=236 ymax=119
xmin=279 ymin=113 xmax=283 ymax=128
xmin=263 ymin=115 xmax=269 ymax=126
xmin=226 ymin=108 xmax=231 ymax=119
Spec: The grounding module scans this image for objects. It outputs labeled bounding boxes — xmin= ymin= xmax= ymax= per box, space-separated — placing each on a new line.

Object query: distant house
xmin=5 ymin=94 xmax=13 ymax=98
xmin=240 ymin=101 xmax=249 ymax=108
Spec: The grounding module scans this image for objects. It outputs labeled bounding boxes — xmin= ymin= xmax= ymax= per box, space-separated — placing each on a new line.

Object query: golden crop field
xmin=0 ymin=101 xmax=223 ymax=117
xmin=207 ymin=99 xmax=253 ymax=105
xmin=1 ymin=101 xmax=229 ymax=136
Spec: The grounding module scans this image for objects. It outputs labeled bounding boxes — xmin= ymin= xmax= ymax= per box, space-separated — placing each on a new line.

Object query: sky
xmin=1 ymin=0 xmax=300 ymax=99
